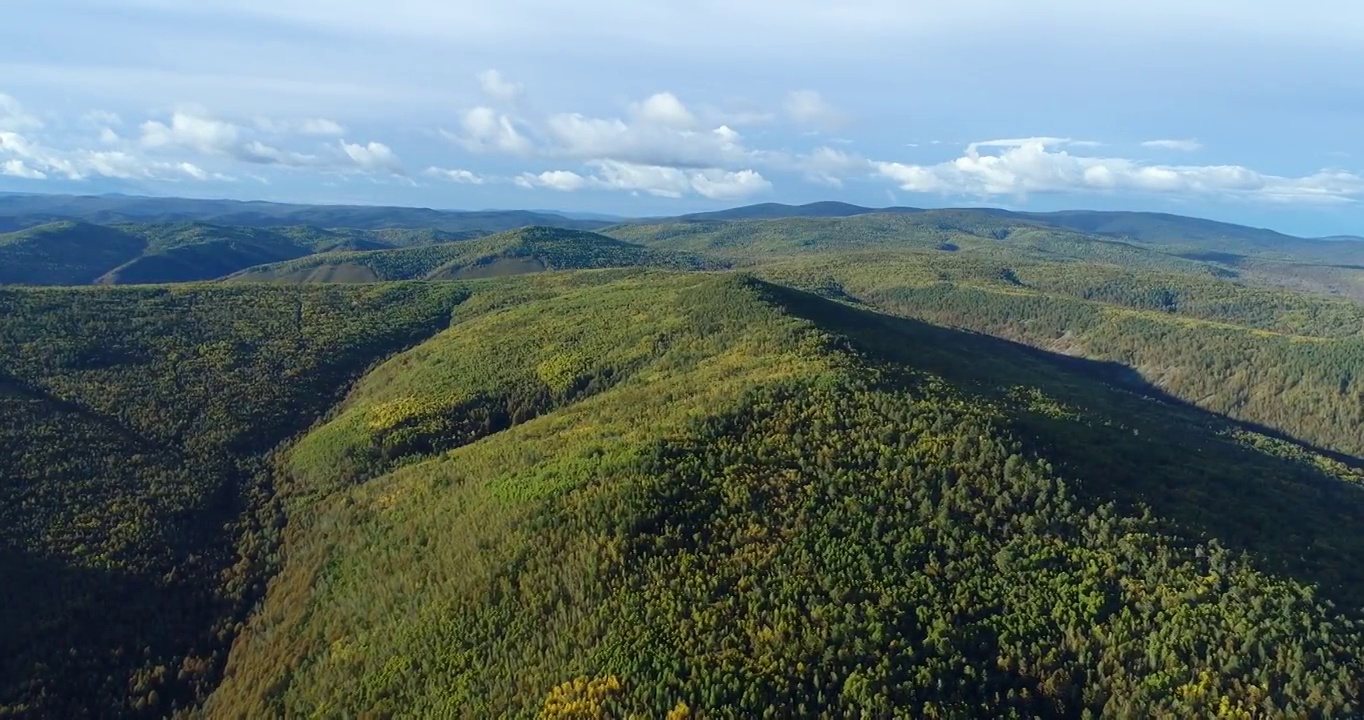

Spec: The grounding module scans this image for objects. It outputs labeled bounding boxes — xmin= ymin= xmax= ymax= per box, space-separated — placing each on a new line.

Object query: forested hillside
xmin=0 ymin=193 xmax=605 ymax=234
xmin=226 ymin=227 xmax=723 ymax=283
xmin=3 ymin=197 xmax=1364 ymax=717
xmin=201 ymin=273 xmax=1363 ymax=718
xmin=600 ymin=217 xmax=1364 ymax=461
xmin=0 ymin=283 xmax=468 ymax=717
xmin=0 ymin=221 xmax=487 ymax=286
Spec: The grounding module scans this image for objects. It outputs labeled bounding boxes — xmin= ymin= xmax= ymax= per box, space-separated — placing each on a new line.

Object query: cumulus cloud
xmin=801 ymin=146 xmax=871 ymax=187
xmin=424 ymin=166 xmax=485 ymax=184
xmin=784 ymin=90 xmax=848 ymax=129
xmin=449 ymin=73 xmax=772 ymax=174
xmin=0 ymin=94 xmax=43 ymax=131
xmin=630 ymin=92 xmax=697 ymax=129
xmin=515 ymin=169 xmax=590 ymax=192
xmin=2 ymin=158 xmax=45 ymax=179
xmin=478 ymin=69 xmax=522 ymax=103
xmin=445 ymin=106 xmax=534 ymax=154
xmin=340 ymin=140 xmax=402 ymax=172
xmin=177 ymin=162 xmax=209 ymax=180
xmin=873 ymin=137 xmax=1364 ymax=203
xmin=1142 ymin=138 xmax=1203 ymax=152
xmin=135 ymin=108 xmax=401 ymax=174
xmin=240 ymin=140 xmax=319 ymax=166
xmin=1 ymin=128 xmax=229 ymax=182
xmin=542 ymin=112 xmax=758 ymax=168
xmin=516 ymin=159 xmax=770 ymax=199
xmin=141 ymin=110 xmax=241 ymax=154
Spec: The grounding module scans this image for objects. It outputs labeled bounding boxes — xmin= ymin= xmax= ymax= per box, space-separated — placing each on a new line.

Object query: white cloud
xmin=445 ymin=106 xmax=533 ymax=154
xmin=80 ymin=150 xmax=153 ymax=179
xmin=424 ymin=166 xmax=485 ymax=184
xmin=141 ymin=110 xmax=241 ymax=154
xmin=589 ymin=160 xmax=692 ymax=197
xmin=2 ymin=158 xmax=45 ymax=179
xmin=873 ymin=137 xmax=1364 ymax=203
xmin=542 ymin=110 xmax=758 ymax=168
xmin=178 ymin=161 xmax=208 ymax=180
xmin=240 ymin=140 xmax=319 ymax=166
xmin=515 ymin=169 xmax=590 ymax=192
xmin=516 ymin=159 xmax=770 ymax=200
xmin=478 ymin=69 xmax=522 ymax=103
xmin=340 ymin=140 xmax=402 ymax=172
xmin=253 ymin=116 xmax=346 ymax=136
xmin=687 ymin=167 xmax=772 ymax=200
xmin=1 ymin=128 xmax=229 ymax=182
xmin=98 ymin=128 xmax=121 ymax=145
xmin=631 ymin=92 xmax=696 ymax=129
xmin=0 ymin=94 xmax=43 ymax=131
xmin=0 ymin=131 xmax=82 ymax=179
xmin=1142 ymin=138 xmax=1203 ymax=152
xmin=801 ymin=146 xmax=871 ymax=187
xmin=784 ymin=89 xmax=847 ymax=129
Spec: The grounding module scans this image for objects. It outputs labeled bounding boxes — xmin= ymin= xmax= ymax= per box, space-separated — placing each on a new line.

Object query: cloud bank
xmin=2 ymin=80 xmax=1362 ymax=209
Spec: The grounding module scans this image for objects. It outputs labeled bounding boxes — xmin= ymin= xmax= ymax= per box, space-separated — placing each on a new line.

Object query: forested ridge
xmin=2 ymin=200 xmax=1363 ymax=717
xmin=203 ymin=274 xmax=1364 ymax=718
xmin=0 ymin=283 xmax=468 ymax=717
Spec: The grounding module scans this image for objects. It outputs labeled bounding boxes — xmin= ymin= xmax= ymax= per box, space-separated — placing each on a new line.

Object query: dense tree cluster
xmin=229 ymin=226 xmax=722 ymax=284
xmin=4 ymin=206 xmax=1364 ymax=718
xmin=205 ymin=276 xmax=1363 ymax=718
xmin=0 ymin=282 xmax=467 ymax=717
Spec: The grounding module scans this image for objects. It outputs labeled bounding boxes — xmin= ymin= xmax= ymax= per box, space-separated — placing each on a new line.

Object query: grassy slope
xmin=207 ymin=273 xmax=1363 ymax=718
xmin=226 ymin=226 xmax=725 ymax=283
xmin=0 ymin=283 xmax=469 ymax=718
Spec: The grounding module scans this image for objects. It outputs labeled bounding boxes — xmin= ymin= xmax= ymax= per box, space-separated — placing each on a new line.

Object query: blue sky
xmin=3 ymin=1 xmax=1364 ymax=236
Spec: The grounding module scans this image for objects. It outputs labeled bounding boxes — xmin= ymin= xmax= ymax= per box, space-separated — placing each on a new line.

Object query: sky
xmin=3 ymin=1 xmax=1364 ymax=236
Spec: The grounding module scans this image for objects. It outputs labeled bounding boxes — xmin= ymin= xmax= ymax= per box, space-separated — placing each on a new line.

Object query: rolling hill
xmin=0 ymin=221 xmax=150 ymax=285
xmin=0 ymin=193 xmax=609 ymax=234
xmin=645 ymin=202 xmax=1364 ymax=266
xmin=3 ymin=193 xmax=1364 ymax=717
xmin=0 ymin=221 xmax=487 ymax=286
xmin=225 ymin=226 xmax=726 ymax=283
xmin=198 ymin=272 xmax=1364 ymax=717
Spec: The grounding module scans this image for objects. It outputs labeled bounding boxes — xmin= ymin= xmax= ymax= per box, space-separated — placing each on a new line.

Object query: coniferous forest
xmin=1 ymin=200 xmax=1363 ymax=718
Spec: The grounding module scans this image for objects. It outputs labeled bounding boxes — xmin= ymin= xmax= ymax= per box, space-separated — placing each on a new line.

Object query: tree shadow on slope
xmin=0 ymin=545 xmax=233 ymax=720
xmin=761 ymin=280 xmax=1364 ymax=611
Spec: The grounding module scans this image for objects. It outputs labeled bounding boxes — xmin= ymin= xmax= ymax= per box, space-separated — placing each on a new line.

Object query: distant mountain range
xmin=0 ymin=192 xmax=608 ymax=234
xmin=2 ymin=193 xmax=1361 ymax=267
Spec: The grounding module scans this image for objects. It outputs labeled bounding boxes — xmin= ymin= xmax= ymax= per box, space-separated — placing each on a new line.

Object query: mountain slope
xmin=0 ymin=221 xmax=148 ymax=285
xmin=667 ymin=200 xmax=909 ymax=221
xmin=0 ymin=193 xmax=609 ymax=233
xmin=0 ymin=282 xmax=469 ymax=718
xmin=94 ymin=224 xmax=328 ymax=285
xmin=206 ymin=273 xmax=1364 ymax=718
xmin=648 ymin=202 xmax=1364 ymax=266
xmin=0 ymin=221 xmax=493 ymax=286
xmin=226 ymin=226 xmax=725 ymax=283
